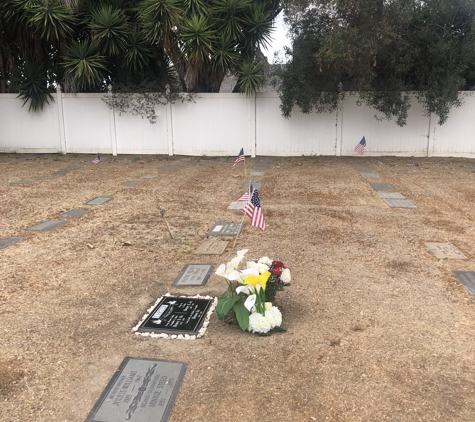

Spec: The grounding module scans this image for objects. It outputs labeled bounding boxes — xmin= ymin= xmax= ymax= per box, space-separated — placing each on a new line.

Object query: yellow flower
xmin=244 ymin=271 xmax=271 ymax=290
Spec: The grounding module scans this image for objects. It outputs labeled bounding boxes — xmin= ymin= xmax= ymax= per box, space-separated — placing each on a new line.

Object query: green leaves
xmin=62 ymin=40 xmax=107 ymax=90
xmin=216 ymin=295 xmax=240 ymax=321
xmin=16 ymin=61 xmax=54 ymax=111
xmin=89 ymin=5 xmax=128 ymax=56
xmin=237 ymin=60 xmax=265 ymax=96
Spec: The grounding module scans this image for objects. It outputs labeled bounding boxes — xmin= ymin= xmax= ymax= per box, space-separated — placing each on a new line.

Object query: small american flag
xmin=243 ymin=189 xmax=265 ymax=231
xmin=92 ymin=153 xmax=101 ymax=164
xmin=233 ymin=148 xmax=245 ymax=169
xmin=355 ymin=137 xmax=366 ymax=155
xmin=237 ymin=184 xmax=253 ymax=202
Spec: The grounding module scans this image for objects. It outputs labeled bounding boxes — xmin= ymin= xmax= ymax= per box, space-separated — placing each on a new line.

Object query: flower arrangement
xmin=215 ymin=249 xmax=291 ymax=335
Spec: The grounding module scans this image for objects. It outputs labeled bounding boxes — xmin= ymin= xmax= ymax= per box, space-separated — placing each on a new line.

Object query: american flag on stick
xmin=354 ymin=137 xmax=366 ymax=155
xmin=237 ymin=183 xmax=253 ymax=202
xmin=243 ymin=189 xmax=265 ymax=231
xmin=233 ymin=148 xmax=245 ymax=169
xmin=92 ymin=153 xmax=101 ymax=164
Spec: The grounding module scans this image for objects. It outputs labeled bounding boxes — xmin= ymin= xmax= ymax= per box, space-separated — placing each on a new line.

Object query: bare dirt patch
xmin=1 ymin=154 xmax=475 ymax=421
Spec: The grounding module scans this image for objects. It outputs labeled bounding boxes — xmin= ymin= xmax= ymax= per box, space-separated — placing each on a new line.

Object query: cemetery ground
xmin=1 ymin=152 xmax=475 ymax=422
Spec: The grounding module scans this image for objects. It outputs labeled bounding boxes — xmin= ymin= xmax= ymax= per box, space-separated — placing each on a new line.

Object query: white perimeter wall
xmin=1 ymin=91 xmax=475 ymax=157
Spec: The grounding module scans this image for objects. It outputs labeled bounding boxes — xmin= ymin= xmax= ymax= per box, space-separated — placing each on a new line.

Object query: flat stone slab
xmin=85 ymin=196 xmax=113 ymax=205
xmin=360 ymin=172 xmax=380 ymax=178
xmin=138 ymin=296 xmax=213 ymax=335
xmin=27 ymin=220 xmax=70 ymax=232
xmin=425 ymin=242 xmax=467 ymax=259
xmin=370 ymin=182 xmax=396 ymax=191
xmin=383 ymin=199 xmax=417 ymax=208
xmin=463 ymin=168 xmax=475 ymax=173
xmin=207 ymin=222 xmax=243 ymax=236
xmin=242 ymin=182 xmax=262 ymax=190
xmin=124 ymin=181 xmax=141 ymax=186
xmin=254 ymin=164 xmax=272 ymax=170
xmin=228 ymin=201 xmax=246 ymax=210
xmin=11 ymin=180 xmax=33 ymax=185
xmin=142 ymin=175 xmax=157 ymax=179
xmin=377 ymin=192 xmax=405 ymax=199
xmin=161 ymin=165 xmax=179 ymax=171
xmin=59 ymin=208 xmax=89 ymax=218
xmin=250 ymin=171 xmax=264 ymax=177
xmin=353 ymin=164 xmax=373 ymax=172
xmin=172 ymin=264 xmax=215 ymax=287
xmin=195 ymin=240 xmax=228 ymax=255
xmin=452 ymin=271 xmax=475 ymax=295
xmin=85 ymin=357 xmax=187 ymax=422
xmin=52 ymin=170 xmax=68 ymax=176
xmin=36 ymin=175 xmax=54 ymax=180
xmin=0 ymin=237 xmax=25 ymax=249
xmin=66 ymin=165 xmax=82 ymax=170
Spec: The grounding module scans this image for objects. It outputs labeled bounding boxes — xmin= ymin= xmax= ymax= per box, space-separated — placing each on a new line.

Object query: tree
xmin=278 ymin=0 xmax=475 ymax=125
xmin=0 ymin=0 xmax=281 ymax=112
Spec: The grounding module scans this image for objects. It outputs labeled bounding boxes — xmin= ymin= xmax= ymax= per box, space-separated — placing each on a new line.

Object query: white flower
xmin=265 ymin=302 xmax=272 ymax=311
xmin=237 ymin=249 xmax=249 ymax=256
xmin=267 ymin=306 xmax=282 ymax=328
xmin=215 ymin=264 xmax=227 ymax=278
xmin=248 ymin=307 xmax=282 ymax=333
xmin=244 ymin=295 xmax=256 ymax=312
xmin=241 ymin=268 xmax=259 ymax=277
xmin=230 ymin=254 xmax=245 ymax=269
xmin=236 ymin=285 xmax=252 ymax=295
xmin=281 ymin=268 xmax=291 ymax=283
xmin=258 ymin=256 xmax=273 ymax=266
xmin=228 ymin=270 xmax=241 ymax=281
xmin=247 ymin=261 xmax=269 ymax=274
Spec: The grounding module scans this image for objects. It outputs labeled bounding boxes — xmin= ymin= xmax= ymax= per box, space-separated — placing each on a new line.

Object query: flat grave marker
xmin=228 ymin=201 xmax=246 ymax=210
xmin=138 ymin=296 xmax=213 ymax=335
xmin=463 ymin=168 xmax=475 ymax=173
xmin=195 ymin=240 xmax=228 ymax=255
xmin=124 ymin=181 xmax=141 ymax=187
xmin=452 ymin=271 xmax=475 ymax=295
xmin=250 ymin=171 xmax=264 ymax=177
xmin=360 ymin=172 xmax=380 ymax=178
xmin=85 ymin=356 xmax=187 ymax=422
xmin=172 ymin=264 xmax=215 ymax=287
xmin=254 ymin=163 xmax=272 ymax=170
xmin=370 ymin=182 xmax=396 ymax=191
xmin=425 ymin=242 xmax=467 ymax=260
xmin=242 ymin=182 xmax=262 ymax=190
xmin=11 ymin=180 xmax=33 ymax=185
xmin=383 ymin=199 xmax=417 ymax=208
xmin=52 ymin=170 xmax=68 ymax=176
xmin=353 ymin=165 xmax=373 ymax=172
xmin=377 ymin=192 xmax=405 ymax=199
xmin=142 ymin=175 xmax=157 ymax=179
xmin=59 ymin=209 xmax=89 ymax=218
xmin=36 ymin=175 xmax=54 ymax=180
xmin=27 ymin=220 xmax=70 ymax=232
xmin=0 ymin=237 xmax=25 ymax=249
xmin=207 ymin=222 xmax=243 ymax=236
xmin=161 ymin=165 xmax=179 ymax=171
xmin=85 ymin=197 xmax=113 ymax=205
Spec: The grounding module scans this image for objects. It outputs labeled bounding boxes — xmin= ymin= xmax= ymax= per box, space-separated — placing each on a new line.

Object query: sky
xmin=262 ymin=12 xmax=291 ymax=63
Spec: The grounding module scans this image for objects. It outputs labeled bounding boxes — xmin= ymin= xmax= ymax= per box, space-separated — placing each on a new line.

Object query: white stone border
xmin=132 ymin=293 xmax=218 ymax=340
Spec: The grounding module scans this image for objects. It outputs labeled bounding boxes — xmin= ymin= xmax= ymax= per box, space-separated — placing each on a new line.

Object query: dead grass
xmin=1 ymin=154 xmax=475 ymax=421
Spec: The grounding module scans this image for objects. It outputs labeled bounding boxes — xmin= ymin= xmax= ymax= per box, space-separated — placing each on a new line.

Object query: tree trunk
xmin=0 ymin=53 xmax=6 ymax=93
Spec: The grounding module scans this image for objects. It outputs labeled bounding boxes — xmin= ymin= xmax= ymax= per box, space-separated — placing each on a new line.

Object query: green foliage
xmin=62 ymin=40 xmax=108 ymax=90
xmin=1 ymin=0 xmax=281 ymax=113
xmin=16 ymin=61 xmax=54 ymax=111
xmin=237 ymin=60 xmax=265 ymax=96
xmin=279 ymin=0 xmax=475 ymax=125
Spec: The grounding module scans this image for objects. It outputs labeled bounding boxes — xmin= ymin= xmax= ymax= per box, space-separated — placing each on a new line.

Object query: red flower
xmin=271 ymin=268 xmax=281 ymax=276
xmin=272 ymin=261 xmax=287 ymax=269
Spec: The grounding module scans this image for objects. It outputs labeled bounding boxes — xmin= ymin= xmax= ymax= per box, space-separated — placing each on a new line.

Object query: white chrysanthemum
xmin=281 ymin=268 xmax=291 ymax=283
xmin=258 ymin=256 xmax=273 ymax=266
xmin=257 ymin=263 xmax=270 ymax=274
xmin=267 ymin=306 xmax=282 ymax=328
xmin=248 ymin=312 xmax=272 ymax=333
xmin=246 ymin=261 xmax=259 ymax=271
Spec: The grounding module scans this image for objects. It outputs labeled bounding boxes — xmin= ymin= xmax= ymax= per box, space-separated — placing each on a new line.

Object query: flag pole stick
xmin=243 ymin=159 xmax=247 ymax=180
xmin=232 ymin=186 xmax=253 ymax=249
xmin=232 ymin=212 xmax=247 ymax=249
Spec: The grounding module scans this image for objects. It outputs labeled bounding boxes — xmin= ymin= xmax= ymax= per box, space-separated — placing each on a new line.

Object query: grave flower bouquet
xmin=215 ymin=250 xmax=291 ymax=335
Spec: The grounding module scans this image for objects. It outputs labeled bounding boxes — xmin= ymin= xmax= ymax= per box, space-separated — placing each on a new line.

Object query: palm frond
xmin=16 ymin=61 xmax=54 ymax=111
xmin=124 ymin=26 xmax=153 ymax=71
xmin=89 ymin=5 xmax=128 ymax=56
xmin=62 ymin=40 xmax=108 ymax=90
xmin=237 ymin=60 xmax=265 ymax=96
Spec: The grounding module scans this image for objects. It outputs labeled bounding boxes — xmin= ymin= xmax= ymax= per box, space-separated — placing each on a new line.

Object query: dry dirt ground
xmin=1 ymin=153 xmax=475 ymax=422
